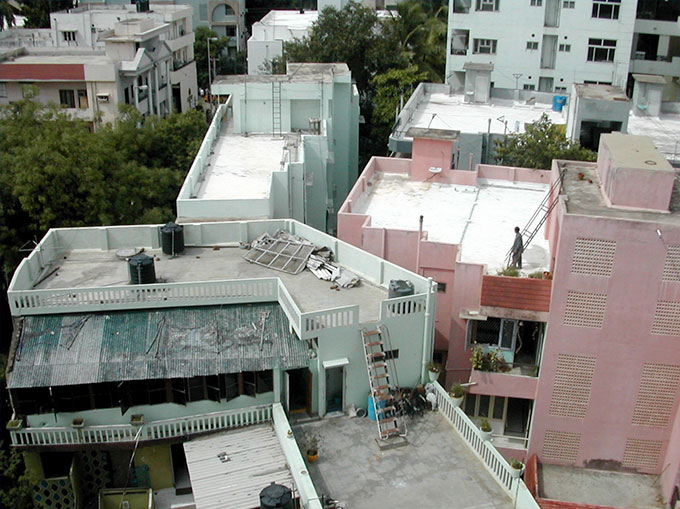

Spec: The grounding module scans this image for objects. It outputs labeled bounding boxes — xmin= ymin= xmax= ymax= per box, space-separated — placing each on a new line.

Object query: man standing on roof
xmin=511 ymin=226 xmax=523 ymax=269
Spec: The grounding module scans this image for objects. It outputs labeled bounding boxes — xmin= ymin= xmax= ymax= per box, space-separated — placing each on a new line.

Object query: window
xmin=464 ymin=394 xmax=507 ymax=420
xmin=62 ymin=31 xmax=76 ymax=42
xmin=466 ymin=317 xmax=517 ymax=350
xmin=473 ymin=38 xmax=497 ymax=54
xmin=225 ymin=26 xmax=236 ymax=37
xmin=476 ymin=0 xmax=499 ymax=11
xmin=199 ymin=4 xmax=208 ymax=20
xmin=21 ymin=83 xmax=34 ymax=98
xmin=555 ymin=86 xmax=567 ymax=92
xmin=0 ymin=82 xmax=6 ymax=97
xmin=587 ymin=38 xmax=616 ymax=62
xmin=77 ymin=89 xmax=88 ymax=109
xmin=59 ymin=89 xmax=76 ymax=108
xmin=531 ymin=0 xmax=542 ymax=5
xmin=559 ymin=43 xmax=571 ymax=52
xmin=526 ymin=41 xmax=539 ymax=50
xmin=563 ymin=0 xmax=575 ymax=7
xmin=384 ymin=349 xmax=400 ymax=360
xmin=523 ymin=84 xmax=536 ymax=90
xmin=592 ymin=0 xmax=620 ymax=19
xmin=437 ymin=282 xmax=447 ymax=293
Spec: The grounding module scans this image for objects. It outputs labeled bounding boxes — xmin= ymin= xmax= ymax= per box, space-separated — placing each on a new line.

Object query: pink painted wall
xmin=478 ymin=165 xmax=552 ymax=185
xmin=530 ymin=212 xmax=680 ymax=475
xmin=411 ymin=137 xmax=454 ymax=182
xmin=469 ymin=370 xmax=538 ymax=400
xmin=662 ymin=403 xmax=680 ymax=501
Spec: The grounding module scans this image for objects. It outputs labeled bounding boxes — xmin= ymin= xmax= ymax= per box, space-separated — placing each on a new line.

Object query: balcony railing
xmin=432 ymin=382 xmax=540 ymax=508
xmin=9 ymin=405 xmax=273 ymax=447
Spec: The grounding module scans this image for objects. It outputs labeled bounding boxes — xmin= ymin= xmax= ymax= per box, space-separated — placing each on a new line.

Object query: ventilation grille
xmin=571 ymin=238 xmax=616 ymax=277
xmin=662 ymin=245 xmax=680 ymax=281
xmin=563 ymin=291 xmax=607 ymax=328
xmin=550 ymin=354 xmax=596 ymax=418
xmin=652 ymin=301 xmax=680 ymax=336
xmin=542 ymin=430 xmax=581 ymax=462
xmin=622 ymin=438 xmax=663 ymax=472
xmin=632 ymin=363 xmax=680 ymax=427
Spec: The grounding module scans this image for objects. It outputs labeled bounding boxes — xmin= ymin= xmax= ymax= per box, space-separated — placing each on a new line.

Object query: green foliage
xmin=479 ymin=417 xmax=492 ymax=432
xmin=0 ymin=0 xmax=18 ymax=30
xmin=449 ymin=383 xmax=465 ymax=398
xmin=19 ymin=0 xmax=73 ymax=28
xmin=510 ymin=458 xmax=524 ymax=470
xmin=0 ymin=98 xmax=208 ymax=274
xmin=470 ymin=345 xmax=510 ymax=373
xmin=497 ymin=266 xmax=520 ymax=277
xmin=0 ymin=448 xmax=32 ymax=509
xmin=427 ymin=361 xmax=441 ymax=373
xmin=194 ymin=26 xmax=230 ymax=89
xmin=494 ymin=114 xmax=597 ymax=170
xmin=371 ymin=66 xmax=428 ymax=127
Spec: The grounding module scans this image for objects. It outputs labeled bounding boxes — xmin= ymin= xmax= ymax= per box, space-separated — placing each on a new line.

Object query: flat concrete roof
xmin=406 ymin=127 xmax=459 ymax=140
xmin=34 ymin=245 xmax=386 ymax=322
xmin=214 ymin=63 xmax=350 ymax=84
xmin=632 ymin=74 xmax=667 ymax=85
xmin=574 ymin=83 xmax=629 ymax=101
xmin=627 ymin=113 xmax=680 ymax=161
xmin=194 ymin=116 xmax=291 ymax=201
xmin=395 ymin=92 xmax=564 ymax=138
xmin=295 ymin=412 xmax=512 ymax=508
xmin=540 ymin=464 xmax=664 ymax=508
xmin=256 ymin=10 xmax=318 ymax=30
xmin=2 ymin=53 xmax=112 ymax=65
xmin=603 ymin=134 xmax=673 ymax=172
xmin=561 ymin=161 xmax=680 ymax=224
xmin=352 ymin=172 xmax=551 ymax=273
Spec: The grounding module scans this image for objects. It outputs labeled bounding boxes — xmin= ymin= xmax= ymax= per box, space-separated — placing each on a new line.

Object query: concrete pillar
xmin=153 ymin=67 xmax=160 ymax=117
xmin=658 ymin=35 xmax=671 ymax=60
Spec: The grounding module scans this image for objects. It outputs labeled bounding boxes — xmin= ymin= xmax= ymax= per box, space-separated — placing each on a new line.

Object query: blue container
xmin=553 ymin=95 xmax=567 ymax=112
xmin=367 ymin=395 xmax=387 ymax=421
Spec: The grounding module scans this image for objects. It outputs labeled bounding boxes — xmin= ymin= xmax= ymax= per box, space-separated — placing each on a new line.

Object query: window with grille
xmin=0 ymin=82 xmax=6 ymax=97
xmin=543 ymin=430 xmax=581 ymax=462
xmin=476 ymin=0 xmax=499 ymax=11
xmin=555 ymin=86 xmax=567 ymax=92
xmin=592 ymin=0 xmax=620 ymax=19
xmin=550 ymin=354 xmax=596 ymax=418
xmin=530 ymin=0 xmax=542 ymax=5
xmin=563 ymin=291 xmax=607 ymax=328
xmin=632 ymin=363 xmax=680 ymax=427
xmin=473 ymin=38 xmax=497 ymax=54
xmin=523 ymin=84 xmax=536 ymax=90
xmin=559 ymin=44 xmax=571 ymax=52
xmin=527 ymin=41 xmax=539 ymax=50
xmin=59 ymin=89 xmax=76 ymax=108
xmin=563 ymin=1 xmax=575 ymax=7
xmin=587 ymin=38 xmax=616 ymax=62
xmin=571 ymin=238 xmax=616 ymax=276
xmin=62 ymin=30 xmax=76 ymax=42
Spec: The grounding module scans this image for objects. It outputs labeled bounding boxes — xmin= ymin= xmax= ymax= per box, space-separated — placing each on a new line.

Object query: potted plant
xmin=509 ymin=458 xmax=525 ymax=478
xmin=479 ymin=417 xmax=493 ymax=441
xmin=130 ymin=414 xmax=144 ymax=426
xmin=305 ymin=434 xmax=319 ymax=463
xmin=71 ymin=417 xmax=85 ymax=429
xmin=7 ymin=418 xmax=24 ymax=431
xmin=448 ymin=383 xmax=465 ymax=408
xmin=427 ymin=361 xmax=441 ymax=383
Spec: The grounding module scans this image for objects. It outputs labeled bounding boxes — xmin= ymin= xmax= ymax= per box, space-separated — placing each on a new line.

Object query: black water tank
xmin=128 ymin=254 xmax=156 ymax=284
xmin=259 ymin=483 xmax=293 ymax=509
xmin=388 ymin=279 xmax=414 ymax=299
xmin=160 ymin=222 xmax=184 ymax=255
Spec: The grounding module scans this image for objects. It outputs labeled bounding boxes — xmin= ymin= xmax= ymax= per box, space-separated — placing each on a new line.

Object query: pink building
xmin=338 ymin=129 xmax=680 ymax=506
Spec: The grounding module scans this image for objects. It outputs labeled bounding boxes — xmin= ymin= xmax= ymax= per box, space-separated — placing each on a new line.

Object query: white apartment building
xmin=446 ymin=0 xmax=636 ymax=93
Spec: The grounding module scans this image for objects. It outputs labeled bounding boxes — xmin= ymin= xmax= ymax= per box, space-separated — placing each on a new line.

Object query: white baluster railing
xmin=432 ymin=382 xmax=540 ymax=508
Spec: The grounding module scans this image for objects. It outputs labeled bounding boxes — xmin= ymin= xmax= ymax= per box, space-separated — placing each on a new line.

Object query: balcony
xmin=469 ymin=368 xmax=538 ymax=399
xmin=9 ymin=405 xmax=272 ymax=447
xmin=173 ymin=58 xmax=194 ymax=71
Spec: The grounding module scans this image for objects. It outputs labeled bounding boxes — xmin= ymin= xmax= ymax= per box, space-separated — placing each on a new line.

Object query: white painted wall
xmin=446 ymin=0 xmax=636 ymax=91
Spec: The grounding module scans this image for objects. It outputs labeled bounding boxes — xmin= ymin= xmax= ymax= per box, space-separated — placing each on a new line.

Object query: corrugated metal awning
xmin=8 ymin=303 xmax=309 ymax=389
xmin=184 ymin=424 xmax=296 ymax=509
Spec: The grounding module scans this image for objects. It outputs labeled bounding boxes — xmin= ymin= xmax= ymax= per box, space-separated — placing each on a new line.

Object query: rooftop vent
xmin=259 ymin=483 xmax=293 ymax=509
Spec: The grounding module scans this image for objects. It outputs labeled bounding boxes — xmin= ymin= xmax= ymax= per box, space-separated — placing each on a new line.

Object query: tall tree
xmin=19 ymin=0 xmax=73 ymax=28
xmin=494 ymin=114 xmax=597 ymax=170
xmin=0 ymin=0 xmax=16 ymax=30
xmin=194 ymin=26 xmax=230 ymax=90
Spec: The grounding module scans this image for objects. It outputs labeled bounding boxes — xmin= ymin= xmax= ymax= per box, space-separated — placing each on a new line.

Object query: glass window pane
xmin=493 ymin=397 xmax=505 ymax=419
xmin=501 ymin=320 xmax=515 ymax=349
xmin=478 ymin=395 xmax=490 ymax=417
xmin=475 ymin=318 xmax=501 ymax=345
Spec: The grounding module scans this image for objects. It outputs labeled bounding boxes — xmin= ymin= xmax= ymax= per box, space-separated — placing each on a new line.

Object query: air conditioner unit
xmin=96 ymin=93 xmax=110 ymax=102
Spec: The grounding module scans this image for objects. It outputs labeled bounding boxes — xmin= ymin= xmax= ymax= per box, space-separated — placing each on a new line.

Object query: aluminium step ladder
xmin=272 ymin=81 xmax=282 ymax=138
xmin=504 ymin=167 xmax=566 ymax=267
xmin=361 ymin=326 xmax=405 ymax=441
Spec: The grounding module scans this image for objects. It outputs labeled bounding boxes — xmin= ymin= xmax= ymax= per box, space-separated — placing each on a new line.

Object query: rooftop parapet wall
xmin=597 ymin=133 xmax=675 ymax=212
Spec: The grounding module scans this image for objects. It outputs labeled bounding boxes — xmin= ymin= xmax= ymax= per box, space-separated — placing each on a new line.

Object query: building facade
xmin=445 ymin=0 xmax=636 ymax=93
xmin=5 ymin=219 xmax=436 ymax=506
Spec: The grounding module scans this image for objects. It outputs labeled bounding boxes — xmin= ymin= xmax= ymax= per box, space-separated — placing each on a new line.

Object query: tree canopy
xmin=18 ymin=0 xmax=73 ymax=28
xmin=494 ymin=114 xmax=597 ymax=170
xmin=0 ymin=96 xmax=208 ymax=273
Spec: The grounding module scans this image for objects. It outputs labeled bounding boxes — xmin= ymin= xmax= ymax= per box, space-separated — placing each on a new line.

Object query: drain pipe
xmin=415 ymin=215 xmax=423 ymax=275
xmin=421 ymin=277 xmax=436 ymax=383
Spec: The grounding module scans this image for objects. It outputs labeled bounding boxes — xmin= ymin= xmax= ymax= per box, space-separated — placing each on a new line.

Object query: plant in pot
xmin=427 ymin=361 xmax=441 ymax=383
xmin=479 ymin=417 xmax=493 ymax=441
xmin=509 ymin=458 xmax=525 ymax=478
xmin=448 ymin=383 xmax=465 ymax=408
xmin=303 ymin=433 xmax=319 ymax=463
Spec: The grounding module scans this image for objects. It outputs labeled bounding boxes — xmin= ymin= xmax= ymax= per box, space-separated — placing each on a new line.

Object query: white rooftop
xmin=627 ymin=113 xmax=680 ymax=163
xmin=352 ymin=172 xmax=551 ymax=273
xmin=255 ymin=10 xmax=318 ymax=31
xmin=399 ymin=92 xmax=565 ymax=137
xmin=184 ymin=424 xmax=295 ymax=509
xmin=195 ymin=118 xmax=288 ymax=200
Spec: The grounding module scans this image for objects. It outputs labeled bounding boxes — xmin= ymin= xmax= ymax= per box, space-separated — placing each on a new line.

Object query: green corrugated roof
xmin=8 ymin=303 xmax=309 ymax=389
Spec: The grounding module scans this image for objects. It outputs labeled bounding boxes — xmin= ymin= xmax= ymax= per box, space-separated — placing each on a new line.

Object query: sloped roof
xmin=480 ymin=275 xmax=551 ymax=312
xmin=8 ymin=303 xmax=309 ymax=389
